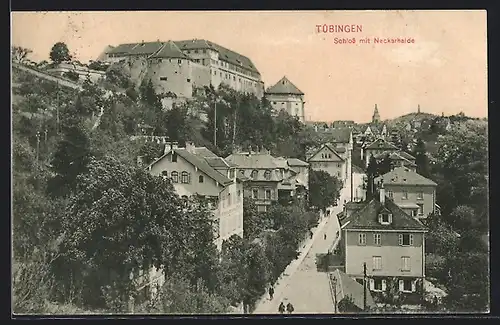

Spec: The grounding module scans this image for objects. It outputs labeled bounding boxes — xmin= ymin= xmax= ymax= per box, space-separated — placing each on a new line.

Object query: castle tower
xmin=372 ymin=104 xmax=381 ymax=124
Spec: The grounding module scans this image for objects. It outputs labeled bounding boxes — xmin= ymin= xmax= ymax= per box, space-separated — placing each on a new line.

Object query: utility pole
xmin=35 ymin=131 xmax=41 ymax=167
xmin=363 ymin=262 xmax=367 ymax=311
xmin=332 ymin=276 xmax=338 ymax=313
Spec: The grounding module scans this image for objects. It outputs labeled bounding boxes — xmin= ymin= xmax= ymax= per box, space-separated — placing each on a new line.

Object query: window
xmin=202 ymin=49 xmax=206 ymax=53
xmin=239 ymin=169 xmax=245 ymax=177
xmin=213 ymin=70 xmax=216 ymax=76
xmin=257 ymin=205 xmax=267 ymax=212
xmin=372 ymin=278 xmax=383 ymax=291
xmin=172 ymin=153 xmax=177 ymax=162
xmin=401 ymin=279 xmax=414 ymax=292
xmin=358 ymin=233 xmax=366 ymax=245
xmin=373 ymin=256 xmax=382 ymax=271
xmin=187 ymin=78 xmax=191 ymax=83
xmin=252 ymin=188 xmax=259 ymax=199
xmin=181 ymin=171 xmax=190 ymax=184
xmin=251 ymin=170 xmax=259 ymax=179
xmin=388 ymin=190 xmax=393 ymax=198
xmin=199 ymin=175 xmax=204 ymax=183
xmin=374 ymin=233 xmax=381 ymax=246
xmin=161 ymin=171 xmax=168 ymax=179
xmin=337 ymin=172 xmax=341 ymax=178
xmin=178 ymin=59 xmax=182 ymax=64
xmin=399 ymin=234 xmax=414 ymax=246
xmin=402 ymin=191 xmax=408 ymax=200
xmin=401 ymin=256 xmax=411 ymax=272
xmin=264 ymin=170 xmax=271 ymax=180
xmin=160 ymin=76 xmax=168 ymax=81
xmin=265 ymin=189 xmax=271 ymax=200
xmin=417 ymin=191 xmax=424 ymax=199
xmin=194 ymin=50 xmax=199 ymax=54
xmin=171 ymin=171 xmax=179 ymax=183
xmin=237 ymin=190 xmax=241 ymax=201
xmin=337 ymin=163 xmax=341 ymax=168
xmin=417 ymin=203 xmax=424 ymax=216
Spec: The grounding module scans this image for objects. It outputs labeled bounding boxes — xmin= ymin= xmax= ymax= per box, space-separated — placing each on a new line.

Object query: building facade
xmin=375 ymin=167 xmax=437 ymax=219
xmin=265 ymin=76 xmax=305 ymax=123
xmin=362 ymin=138 xmax=400 ymax=168
xmin=339 ymin=187 xmax=427 ymax=302
xmin=101 ymin=39 xmax=264 ymax=100
xmin=225 ymin=151 xmax=308 ymax=212
xmin=147 ymin=142 xmax=244 ymax=250
xmin=373 ymin=150 xmax=417 ymax=172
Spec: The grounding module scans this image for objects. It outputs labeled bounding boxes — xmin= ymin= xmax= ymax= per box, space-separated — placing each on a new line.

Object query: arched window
xmin=181 ymin=171 xmax=190 ymax=184
xmin=251 ymin=170 xmax=259 ymax=179
xmin=171 ymin=171 xmax=179 ymax=183
xmin=264 ymin=170 xmax=271 ymax=180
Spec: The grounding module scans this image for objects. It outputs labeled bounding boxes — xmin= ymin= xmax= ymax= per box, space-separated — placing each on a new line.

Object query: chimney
xmin=379 ymin=179 xmax=385 ymax=205
xmin=185 ymin=141 xmax=195 ymax=154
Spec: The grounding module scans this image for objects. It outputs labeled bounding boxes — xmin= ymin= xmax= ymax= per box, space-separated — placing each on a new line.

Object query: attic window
xmin=379 ymin=213 xmax=392 ymax=225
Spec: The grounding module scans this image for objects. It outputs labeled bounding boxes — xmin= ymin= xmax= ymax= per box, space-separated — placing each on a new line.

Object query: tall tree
xmin=49 ymin=42 xmax=72 ymax=64
xmin=366 ymin=155 xmax=378 ymax=199
xmin=12 ymin=46 xmax=33 ymax=63
xmin=308 ymin=169 xmax=342 ymax=212
xmin=413 ymin=138 xmax=430 ymax=177
xmin=47 ymin=123 xmax=93 ymax=197
xmin=378 ymin=153 xmax=393 ymax=175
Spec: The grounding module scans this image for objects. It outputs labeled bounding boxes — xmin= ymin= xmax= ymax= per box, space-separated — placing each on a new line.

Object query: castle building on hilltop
xmin=265 ymin=76 xmax=306 ymax=123
xmin=101 ymin=39 xmax=264 ymax=100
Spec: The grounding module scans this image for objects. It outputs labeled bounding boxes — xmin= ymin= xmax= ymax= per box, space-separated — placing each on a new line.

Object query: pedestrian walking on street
xmin=269 ymin=286 xmax=275 ymax=300
xmin=310 ymin=230 xmax=313 ymax=239
xmin=278 ymin=302 xmax=285 ymax=314
xmin=324 ymin=233 xmax=327 ymax=240
xmin=286 ymin=302 xmax=294 ymax=314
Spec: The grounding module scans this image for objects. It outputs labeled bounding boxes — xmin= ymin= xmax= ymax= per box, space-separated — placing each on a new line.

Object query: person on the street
xmin=278 ymin=302 xmax=285 ymax=314
xmin=324 ymin=233 xmax=327 ymax=240
xmin=269 ymin=286 xmax=275 ymax=300
xmin=309 ymin=230 xmax=313 ymax=239
xmin=286 ymin=302 xmax=294 ymax=314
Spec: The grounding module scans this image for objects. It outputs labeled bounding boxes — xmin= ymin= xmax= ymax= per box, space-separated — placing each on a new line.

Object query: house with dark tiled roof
xmin=373 ymin=150 xmax=417 ymax=172
xmin=307 ymin=143 xmax=348 ymax=186
xmin=147 ymin=141 xmax=244 ymax=250
xmin=375 ymin=167 xmax=437 ymax=219
xmin=101 ymin=39 xmax=264 ymax=100
xmin=265 ymin=76 xmax=306 ymax=123
xmin=362 ymin=138 xmax=399 ymax=168
xmin=338 ymin=183 xmax=427 ymax=303
xmin=225 ymin=151 xmax=308 ymax=212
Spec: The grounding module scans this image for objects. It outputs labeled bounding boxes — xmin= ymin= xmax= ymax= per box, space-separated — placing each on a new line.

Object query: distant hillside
xmin=384 ymin=112 xmax=438 ymax=129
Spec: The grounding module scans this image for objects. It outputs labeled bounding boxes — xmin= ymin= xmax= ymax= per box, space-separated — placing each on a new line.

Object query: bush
xmin=63 ymin=71 xmax=80 ymax=82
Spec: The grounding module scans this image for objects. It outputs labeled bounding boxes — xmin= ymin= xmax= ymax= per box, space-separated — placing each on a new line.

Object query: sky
xmin=11 ymin=10 xmax=488 ymax=123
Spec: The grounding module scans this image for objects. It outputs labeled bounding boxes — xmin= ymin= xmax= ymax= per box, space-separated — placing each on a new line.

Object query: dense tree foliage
xmin=308 ymin=169 xmax=342 ymax=211
xmin=49 ymin=42 xmax=72 ymax=64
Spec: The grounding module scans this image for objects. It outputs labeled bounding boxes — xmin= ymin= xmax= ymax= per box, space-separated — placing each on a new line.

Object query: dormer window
xmin=379 ymin=213 xmax=392 ymax=225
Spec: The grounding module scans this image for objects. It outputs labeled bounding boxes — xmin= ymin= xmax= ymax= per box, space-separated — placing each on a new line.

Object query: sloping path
xmin=253 ymin=187 xmax=349 ymax=314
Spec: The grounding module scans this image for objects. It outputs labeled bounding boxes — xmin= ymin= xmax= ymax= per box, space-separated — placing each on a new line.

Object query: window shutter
xmin=388 ymin=214 xmax=393 ymax=223
xmin=399 ymin=280 xmax=404 ymax=292
xmin=382 ymin=279 xmax=387 ymax=291
xmin=398 ymin=234 xmax=403 ymax=246
xmin=411 ymin=280 xmax=416 ymax=292
xmin=369 ymin=279 xmax=375 ymax=290
xmin=409 ymin=234 xmax=414 ymax=246
xmin=378 ymin=214 xmax=382 ymax=223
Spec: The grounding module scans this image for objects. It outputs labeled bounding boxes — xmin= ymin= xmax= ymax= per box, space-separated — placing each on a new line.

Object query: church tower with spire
xmin=372 ymin=104 xmax=381 ymax=124
xmin=417 ymin=104 xmax=421 ymax=114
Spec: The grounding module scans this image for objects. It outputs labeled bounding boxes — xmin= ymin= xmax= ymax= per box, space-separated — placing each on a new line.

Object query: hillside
xmin=384 ymin=112 xmax=438 ymax=129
